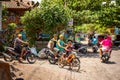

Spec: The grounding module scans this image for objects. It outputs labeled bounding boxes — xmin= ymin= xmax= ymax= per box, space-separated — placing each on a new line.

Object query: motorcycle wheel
xmin=101 ymin=54 xmax=109 ymax=63
xmin=81 ymin=48 xmax=87 ymax=54
xmin=26 ymin=53 xmax=36 ymax=64
xmin=58 ymin=57 xmax=64 ymax=68
xmin=3 ymin=53 xmax=13 ymax=62
xmin=48 ymin=56 xmax=57 ymax=64
xmin=71 ymin=57 xmax=80 ymax=72
xmin=93 ymin=48 xmax=97 ymax=53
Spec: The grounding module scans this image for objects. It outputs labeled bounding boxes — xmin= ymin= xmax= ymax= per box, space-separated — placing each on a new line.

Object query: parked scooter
xmin=92 ymin=45 xmax=98 ymax=53
xmin=73 ymin=42 xmax=87 ymax=54
xmin=3 ymin=45 xmax=37 ymax=64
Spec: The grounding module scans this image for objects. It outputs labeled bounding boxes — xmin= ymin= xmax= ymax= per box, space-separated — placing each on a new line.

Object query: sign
xmin=0 ymin=0 xmax=10 ymax=1
xmin=68 ymin=18 xmax=73 ymax=27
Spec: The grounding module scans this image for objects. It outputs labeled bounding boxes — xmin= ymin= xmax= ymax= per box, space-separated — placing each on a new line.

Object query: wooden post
xmin=0 ymin=2 xmax=2 ymax=30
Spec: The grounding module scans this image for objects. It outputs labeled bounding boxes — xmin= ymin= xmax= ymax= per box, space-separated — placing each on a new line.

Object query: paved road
xmin=6 ymin=47 xmax=120 ymax=80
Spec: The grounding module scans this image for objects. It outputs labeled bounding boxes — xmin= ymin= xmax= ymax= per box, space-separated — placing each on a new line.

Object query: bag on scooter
xmin=38 ymin=48 xmax=48 ymax=58
xmin=30 ymin=47 xmax=38 ymax=55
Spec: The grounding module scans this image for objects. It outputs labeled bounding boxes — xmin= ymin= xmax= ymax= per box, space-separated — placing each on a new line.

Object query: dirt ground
xmin=1 ymin=41 xmax=120 ymax=80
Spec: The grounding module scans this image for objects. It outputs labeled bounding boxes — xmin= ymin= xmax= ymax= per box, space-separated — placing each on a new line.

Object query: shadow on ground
xmin=78 ymin=52 xmax=99 ymax=58
xmin=105 ymin=61 xmax=116 ymax=64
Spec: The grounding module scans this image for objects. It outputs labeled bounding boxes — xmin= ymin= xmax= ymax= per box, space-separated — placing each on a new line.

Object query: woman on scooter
xmin=99 ymin=35 xmax=112 ymax=58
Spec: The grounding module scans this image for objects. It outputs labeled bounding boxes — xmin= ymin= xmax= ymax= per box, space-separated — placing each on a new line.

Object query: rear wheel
xmin=83 ymin=48 xmax=87 ymax=54
xmin=3 ymin=53 xmax=13 ymax=62
xmin=71 ymin=57 xmax=80 ymax=72
xmin=101 ymin=53 xmax=109 ymax=62
xmin=48 ymin=55 xmax=57 ymax=64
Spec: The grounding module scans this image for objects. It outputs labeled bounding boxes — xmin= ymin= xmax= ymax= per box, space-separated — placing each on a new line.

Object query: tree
xmin=2 ymin=5 xmax=8 ymax=22
xmin=67 ymin=0 xmax=120 ymax=30
xmin=21 ymin=0 xmax=71 ymax=44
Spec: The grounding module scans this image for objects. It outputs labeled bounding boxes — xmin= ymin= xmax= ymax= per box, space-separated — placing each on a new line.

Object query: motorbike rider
xmin=92 ymin=36 xmax=98 ymax=46
xmin=47 ymin=34 xmax=59 ymax=59
xmin=56 ymin=34 xmax=66 ymax=52
xmin=99 ymin=35 xmax=112 ymax=58
xmin=62 ymin=40 xmax=74 ymax=70
xmin=14 ymin=34 xmax=28 ymax=61
xmin=62 ymin=40 xmax=73 ymax=59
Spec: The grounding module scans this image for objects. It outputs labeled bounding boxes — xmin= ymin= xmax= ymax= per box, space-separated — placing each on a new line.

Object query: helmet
xmin=18 ymin=34 xmax=22 ymax=37
xmin=59 ymin=34 xmax=64 ymax=38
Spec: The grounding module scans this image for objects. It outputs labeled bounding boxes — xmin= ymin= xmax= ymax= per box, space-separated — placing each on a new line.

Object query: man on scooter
xmin=14 ymin=34 xmax=28 ymax=61
xmin=99 ymin=35 xmax=112 ymax=58
xmin=47 ymin=34 xmax=59 ymax=59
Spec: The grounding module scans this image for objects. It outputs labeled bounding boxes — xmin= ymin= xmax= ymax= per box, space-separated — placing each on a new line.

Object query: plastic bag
xmin=30 ymin=47 xmax=37 ymax=55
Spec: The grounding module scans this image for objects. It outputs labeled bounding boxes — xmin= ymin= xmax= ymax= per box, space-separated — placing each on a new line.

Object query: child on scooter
xmin=62 ymin=40 xmax=74 ymax=70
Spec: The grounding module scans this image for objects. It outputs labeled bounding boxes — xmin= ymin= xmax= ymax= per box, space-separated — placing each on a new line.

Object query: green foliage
xmin=98 ymin=6 xmax=120 ymax=26
xmin=2 ymin=5 xmax=8 ymax=22
xmin=68 ymin=0 xmax=120 ymax=30
xmin=21 ymin=0 xmax=71 ymax=44
xmin=75 ymin=24 xmax=107 ymax=34
xmin=7 ymin=23 xmax=17 ymax=29
xmin=67 ymin=0 xmax=103 ymax=11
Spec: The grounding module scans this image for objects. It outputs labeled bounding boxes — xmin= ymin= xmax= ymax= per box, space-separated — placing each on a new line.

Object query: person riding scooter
xmin=14 ymin=34 xmax=28 ymax=61
xmin=47 ymin=34 xmax=59 ymax=59
xmin=99 ymin=36 xmax=112 ymax=58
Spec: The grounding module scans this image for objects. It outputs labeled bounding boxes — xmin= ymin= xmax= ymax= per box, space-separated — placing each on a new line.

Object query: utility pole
xmin=0 ymin=2 xmax=2 ymax=31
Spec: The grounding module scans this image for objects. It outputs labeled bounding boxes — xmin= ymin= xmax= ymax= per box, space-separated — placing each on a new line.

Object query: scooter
xmin=101 ymin=50 xmax=110 ymax=63
xmin=92 ymin=45 xmax=98 ymax=53
xmin=3 ymin=45 xmax=37 ymax=64
xmin=58 ymin=51 xmax=80 ymax=72
xmin=47 ymin=49 xmax=62 ymax=64
xmin=73 ymin=42 xmax=87 ymax=54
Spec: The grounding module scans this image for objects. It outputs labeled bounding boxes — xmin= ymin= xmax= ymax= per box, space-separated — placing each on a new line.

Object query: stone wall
xmin=35 ymin=41 xmax=48 ymax=50
xmin=0 ymin=61 xmax=12 ymax=80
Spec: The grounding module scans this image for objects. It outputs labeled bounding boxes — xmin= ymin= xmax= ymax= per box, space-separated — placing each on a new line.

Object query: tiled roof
xmin=2 ymin=0 xmax=33 ymax=9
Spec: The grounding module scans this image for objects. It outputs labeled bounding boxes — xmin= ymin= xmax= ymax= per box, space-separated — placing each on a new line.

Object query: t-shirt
xmin=92 ymin=38 xmax=97 ymax=45
xmin=14 ymin=38 xmax=23 ymax=49
xmin=66 ymin=45 xmax=73 ymax=52
xmin=47 ymin=38 xmax=57 ymax=49
xmin=56 ymin=39 xmax=64 ymax=51
xmin=101 ymin=38 xmax=112 ymax=48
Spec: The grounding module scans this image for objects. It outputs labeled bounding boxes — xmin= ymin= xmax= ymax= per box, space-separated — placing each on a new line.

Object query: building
xmin=2 ymin=0 xmax=37 ymax=31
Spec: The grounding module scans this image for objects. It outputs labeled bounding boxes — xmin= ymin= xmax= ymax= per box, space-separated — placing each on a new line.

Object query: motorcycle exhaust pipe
xmin=2 ymin=52 xmax=11 ymax=58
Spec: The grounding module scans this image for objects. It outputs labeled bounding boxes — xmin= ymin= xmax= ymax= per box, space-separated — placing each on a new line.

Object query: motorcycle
xmin=47 ymin=49 xmax=62 ymax=64
xmin=73 ymin=42 xmax=87 ymax=54
xmin=58 ymin=51 xmax=80 ymax=72
xmin=88 ymin=39 xmax=93 ymax=46
xmin=3 ymin=45 xmax=37 ymax=64
xmin=101 ymin=50 xmax=110 ymax=63
xmin=92 ymin=45 xmax=98 ymax=53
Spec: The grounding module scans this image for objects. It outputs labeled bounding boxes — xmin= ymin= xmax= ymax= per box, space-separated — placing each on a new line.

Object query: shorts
xmin=53 ymin=47 xmax=59 ymax=52
xmin=63 ymin=51 xmax=71 ymax=57
xmin=102 ymin=46 xmax=111 ymax=52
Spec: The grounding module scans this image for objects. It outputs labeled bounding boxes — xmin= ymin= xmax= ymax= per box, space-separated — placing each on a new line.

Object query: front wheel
xmin=58 ymin=57 xmax=65 ymax=68
xmin=27 ymin=53 xmax=36 ymax=64
xmin=71 ymin=57 xmax=80 ymax=72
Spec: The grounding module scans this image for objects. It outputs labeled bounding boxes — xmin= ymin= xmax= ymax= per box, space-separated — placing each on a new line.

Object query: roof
xmin=2 ymin=0 xmax=34 ymax=9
